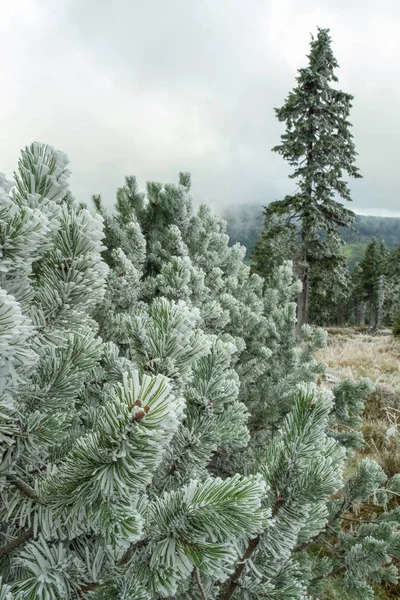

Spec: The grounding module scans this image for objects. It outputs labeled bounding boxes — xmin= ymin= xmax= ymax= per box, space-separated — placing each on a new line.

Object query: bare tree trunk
xmin=359 ymin=302 xmax=366 ymax=326
xmin=377 ymin=275 xmax=385 ymax=328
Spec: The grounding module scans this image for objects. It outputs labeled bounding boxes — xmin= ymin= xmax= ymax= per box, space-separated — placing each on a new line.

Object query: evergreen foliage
xmin=2 ymin=143 xmax=400 ymax=599
xmin=350 ymin=238 xmax=400 ymax=327
xmin=252 ymin=28 xmax=361 ymax=327
xmin=384 ymin=244 xmax=400 ymax=328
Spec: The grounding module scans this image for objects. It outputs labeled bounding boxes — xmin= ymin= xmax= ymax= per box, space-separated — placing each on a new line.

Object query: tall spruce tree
xmin=253 ymin=27 xmax=361 ymax=327
xmin=3 ymin=143 xmax=400 ymax=600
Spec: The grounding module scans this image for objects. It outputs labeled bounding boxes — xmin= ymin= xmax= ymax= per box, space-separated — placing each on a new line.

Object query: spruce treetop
xmin=272 ymin=27 xmax=361 ymax=228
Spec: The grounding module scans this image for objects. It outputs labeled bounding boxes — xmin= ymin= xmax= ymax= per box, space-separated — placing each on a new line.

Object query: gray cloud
xmin=0 ymin=0 xmax=399 ymax=216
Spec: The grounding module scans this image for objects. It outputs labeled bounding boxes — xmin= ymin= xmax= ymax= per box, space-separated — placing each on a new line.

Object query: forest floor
xmin=317 ymin=329 xmax=400 ymax=599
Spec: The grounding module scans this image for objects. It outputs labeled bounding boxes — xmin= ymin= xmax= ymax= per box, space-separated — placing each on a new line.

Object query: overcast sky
xmin=1 ymin=0 xmax=399 ymax=216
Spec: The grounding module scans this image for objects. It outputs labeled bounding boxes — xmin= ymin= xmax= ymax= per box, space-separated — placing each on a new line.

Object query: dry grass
xmin=318 ymin=330 xmax=400 ymax=478
xmin=362 ymin=420 xmax=400 ymax=478
xmin=317 ymin=332 xmax=400 ymax=387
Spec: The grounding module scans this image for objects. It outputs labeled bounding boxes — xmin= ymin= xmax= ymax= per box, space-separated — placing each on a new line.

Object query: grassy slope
xmin=317 ymin=331 xmax=400 ymax=387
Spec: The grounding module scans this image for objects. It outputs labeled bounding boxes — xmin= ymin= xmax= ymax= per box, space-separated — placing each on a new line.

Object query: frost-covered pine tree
xmin=2 ymin=144 xmax=400 ymax=600
xmin=92 ymin=171 xmax=400 ymax=599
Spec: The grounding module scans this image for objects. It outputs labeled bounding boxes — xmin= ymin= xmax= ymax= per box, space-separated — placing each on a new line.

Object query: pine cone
xmin=134 ymin=409 xmax=146 ymax=421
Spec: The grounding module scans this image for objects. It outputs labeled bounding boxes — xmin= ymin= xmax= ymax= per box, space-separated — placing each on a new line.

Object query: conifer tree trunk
xmin=297 ymin=134 xmax=313 ymax=330
xmin=297 ymin=261 xmax=309 ymax=330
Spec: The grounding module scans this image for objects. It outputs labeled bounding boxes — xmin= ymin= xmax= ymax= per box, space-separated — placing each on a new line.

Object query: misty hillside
xmin=222 ymin=204 xmax=400 ymax=265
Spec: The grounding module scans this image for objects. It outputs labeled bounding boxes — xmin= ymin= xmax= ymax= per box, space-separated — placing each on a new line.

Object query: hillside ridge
xmin=222 ymin=204 xmax=400 ymax=260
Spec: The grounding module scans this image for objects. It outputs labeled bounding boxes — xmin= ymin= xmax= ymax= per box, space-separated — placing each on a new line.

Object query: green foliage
xmin=343 ymin=241 xmax=369 ymax=271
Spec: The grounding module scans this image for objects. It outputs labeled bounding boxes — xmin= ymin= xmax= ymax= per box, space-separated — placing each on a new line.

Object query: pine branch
xmin=294 ymin=499 xmax=346 ymax=553
xmin=75 ymin=539 xmax=148 ymax=599
xmin=0 ymin=477 xmax=45 ymax=559
xmin=216 ymin=496 xmax=286 ymax=600
xmin=293 ymin=522 xmax=332 ymax=553
xmin=0 ymin=527 xmax=34 ymax=559
xmin=217 ymin=535 xmax=260 ymax=600
xmin=75 ymin=539 xmax=150 ymax=597
xmin=194 ymin=567 xmax=207 ymax=600
xmin=7 ymin=474 xmax=40 ymax=502
xmin=117 ymin=537 xmax=148 ymax=566
xmin=78 ymin=582 xmax=99 ymax=598
xmin=310 ymin=564 xmax=346 ymax=584
xmin=342 ymin=516 xmax=381 ymax=525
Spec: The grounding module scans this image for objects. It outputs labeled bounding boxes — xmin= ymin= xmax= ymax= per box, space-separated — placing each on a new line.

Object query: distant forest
xmin=223 ymin=204 xmax=400 ymax=269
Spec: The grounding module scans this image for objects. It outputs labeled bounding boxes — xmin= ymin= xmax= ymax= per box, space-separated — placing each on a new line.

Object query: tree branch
xmin=74 ymin=538 xmax=151 ymax=597
xmin=342 ymin=516 xmax=381 ymax=525
xmin=7 ymin=474 xmax=40 ymax=502
xmin=217 ymin=535 xmax=260 ymax=600
xmin=117 ymin=537 xmax=148 ymax=566
xmin=293 ymin=500 xmax=346 ymax=553
xmin=194 ymin=567 xmax=207 ymax=600
xmin=0 ymin=477 xmax=41 ymax=559
xmin=78 ymin=582 xmax=99 ymax=598
xmin=216 ymin=496 xmax=284 ymax=600
xmin=0 ymin=527 xmax=34 ymax=560
xmin=310 ymin=564 xmax=346 ymax=584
